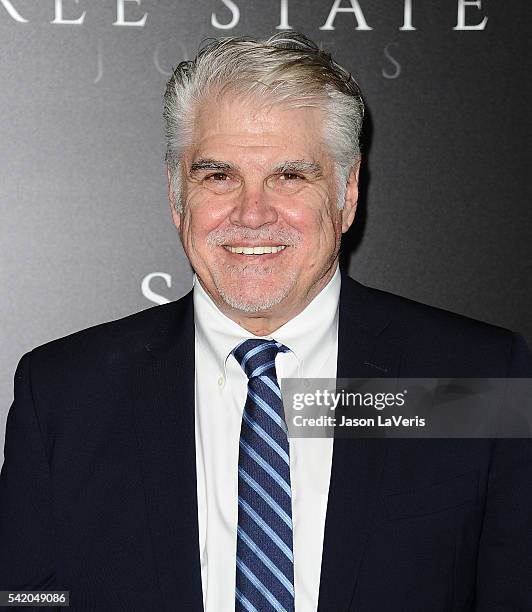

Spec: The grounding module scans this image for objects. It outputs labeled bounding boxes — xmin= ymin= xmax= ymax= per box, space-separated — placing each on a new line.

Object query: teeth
xmin=225 ymin=245 xmax=287 ymax=255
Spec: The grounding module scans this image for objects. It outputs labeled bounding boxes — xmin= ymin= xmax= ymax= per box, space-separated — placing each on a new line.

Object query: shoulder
xmin=341 ymin=273 xmax=507 ymax=337
xmin=341 ymin=273 xmax=532 ymax=376
xmin=26 ymin=291 xmax=193 ymax=379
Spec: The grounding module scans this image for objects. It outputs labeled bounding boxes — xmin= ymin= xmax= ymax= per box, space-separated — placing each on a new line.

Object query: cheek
xmin=282 ymin=196 xmax=321 ymax=230
xmin=284 ymin=199 xmax=340 ymax=248
xmin=183 ymin=200 xmax=230 ymax=246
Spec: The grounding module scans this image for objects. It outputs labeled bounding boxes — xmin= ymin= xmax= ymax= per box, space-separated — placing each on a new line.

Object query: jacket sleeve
xmin=475 ymin=333 xmax=532 ymax=610
xmin=0 ymin=352 xmax=56 ymax=589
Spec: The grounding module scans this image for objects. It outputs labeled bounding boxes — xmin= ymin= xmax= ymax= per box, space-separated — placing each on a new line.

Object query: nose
xmin=229 ymin=183 xmax=278 ymax=229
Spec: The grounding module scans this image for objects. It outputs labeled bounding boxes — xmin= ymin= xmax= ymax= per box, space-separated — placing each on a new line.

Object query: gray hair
xmin=163 ymin=32 xmax=364 ymax=212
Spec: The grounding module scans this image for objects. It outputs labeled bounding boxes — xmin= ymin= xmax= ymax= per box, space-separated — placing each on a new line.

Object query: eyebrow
xmin=271 ymin=160 xmax=323 ymax=177
xmin=189 ymin=158 xmax=323 ymax=177
xmin=189 ymin=159 xmax=240 ymax=175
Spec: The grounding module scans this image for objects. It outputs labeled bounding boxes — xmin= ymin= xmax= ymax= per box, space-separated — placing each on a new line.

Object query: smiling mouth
xmin=223 ymin=245 xmax=287 ymax=255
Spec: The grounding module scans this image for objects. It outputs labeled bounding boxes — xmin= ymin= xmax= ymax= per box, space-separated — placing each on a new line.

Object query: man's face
xmin=168 ymin=95 xmax=359 ymax=323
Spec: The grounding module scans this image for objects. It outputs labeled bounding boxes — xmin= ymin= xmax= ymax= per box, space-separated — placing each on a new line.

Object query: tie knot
xmin=232 ymin=338 xmax=289 ymax=379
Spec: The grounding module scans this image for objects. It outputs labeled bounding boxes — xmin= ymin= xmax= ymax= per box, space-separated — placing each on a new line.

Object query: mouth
xmin=223 ymin=244 xmax=287 ymax=255
xmin=222 ymin=244 xmax=288 ymax=259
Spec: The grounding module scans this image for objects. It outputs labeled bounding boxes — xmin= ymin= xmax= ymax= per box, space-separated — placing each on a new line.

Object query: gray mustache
xmin=206 ymin=227 xmax=301 ymax=246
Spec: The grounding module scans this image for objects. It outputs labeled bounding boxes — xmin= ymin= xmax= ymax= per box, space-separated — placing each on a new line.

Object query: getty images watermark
xmin=280 ymin=378 xmax=532 ymax=438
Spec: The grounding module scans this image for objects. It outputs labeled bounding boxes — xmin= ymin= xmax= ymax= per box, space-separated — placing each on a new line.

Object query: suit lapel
xmin=317 ymin=273 xmax=402 ymax=611
xmin=130 ymin=293 xmax=204 ymax=611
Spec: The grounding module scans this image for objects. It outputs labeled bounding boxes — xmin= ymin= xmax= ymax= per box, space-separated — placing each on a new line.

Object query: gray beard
xmin=213 ymin=264 xmax=298 ymax=313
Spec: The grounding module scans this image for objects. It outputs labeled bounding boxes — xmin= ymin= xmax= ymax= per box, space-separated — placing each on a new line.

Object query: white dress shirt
xmin=194 ymin=266 xmax=340 ymax=612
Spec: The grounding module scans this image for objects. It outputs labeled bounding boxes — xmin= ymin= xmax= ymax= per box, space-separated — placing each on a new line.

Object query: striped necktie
xmin=232 ymin=338 xmax=295 ymax=612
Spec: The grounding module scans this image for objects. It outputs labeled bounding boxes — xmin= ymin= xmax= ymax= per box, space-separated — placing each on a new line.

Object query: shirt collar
xmin=193 ymin=265 xmax=341 ymax=377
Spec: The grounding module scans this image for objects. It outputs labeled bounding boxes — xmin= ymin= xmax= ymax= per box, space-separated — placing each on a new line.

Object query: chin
xmin=213 ymin=278 xmax=293 ymax=314
xmin=218 ymin=288 xmax=287 ymax=314
xmin=212 ymin=268 xmax=298 ymax=314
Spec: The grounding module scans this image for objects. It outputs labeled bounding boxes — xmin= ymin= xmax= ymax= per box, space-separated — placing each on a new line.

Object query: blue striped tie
xmin=232 ymin=338 xmax=295 ymax=612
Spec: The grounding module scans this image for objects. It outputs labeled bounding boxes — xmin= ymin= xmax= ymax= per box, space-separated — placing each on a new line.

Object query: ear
xmin=166 ymin=166 xmax=181 ymax=231
xmin=341 ymin=159 xmax=360 ymax=233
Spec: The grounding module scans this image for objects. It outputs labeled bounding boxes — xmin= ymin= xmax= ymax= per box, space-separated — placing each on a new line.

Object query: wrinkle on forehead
xmin=197 ymin=90 xmax=323 ymax=137
xmin=184 ymin=95 xmax=332 ymax=175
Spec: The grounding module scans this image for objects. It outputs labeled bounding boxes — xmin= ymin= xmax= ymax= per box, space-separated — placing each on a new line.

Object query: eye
xmin=202 ymin=171 xmax=238 ymax=194
xmin=280 ymin=172 xmax=302 ymax=181
xmin=207 ymin=172 xmax=229 ymax=182
xmin=266 ymin=171 xmax=306 ymax=192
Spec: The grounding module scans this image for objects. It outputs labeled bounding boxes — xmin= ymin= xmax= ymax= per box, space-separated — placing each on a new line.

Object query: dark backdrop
xmin=1 ymin=0 xmax=530 ymax=457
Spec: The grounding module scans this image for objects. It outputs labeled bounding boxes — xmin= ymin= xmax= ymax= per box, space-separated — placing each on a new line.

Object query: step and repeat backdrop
xmin=1 ymin=1 xmax=530 ymax=454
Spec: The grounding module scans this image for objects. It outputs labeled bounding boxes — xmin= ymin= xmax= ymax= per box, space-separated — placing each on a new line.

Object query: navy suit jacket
xmin=1 ymin=272 xmax=532 ymax=611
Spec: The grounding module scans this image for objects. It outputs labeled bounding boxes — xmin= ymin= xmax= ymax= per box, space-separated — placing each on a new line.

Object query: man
xmin=1 ymin=32 xmax=531 ymax=612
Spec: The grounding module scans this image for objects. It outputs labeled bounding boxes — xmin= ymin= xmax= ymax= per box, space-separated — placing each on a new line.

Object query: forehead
xmin=186 ymin=95 xmax=331 ymax=168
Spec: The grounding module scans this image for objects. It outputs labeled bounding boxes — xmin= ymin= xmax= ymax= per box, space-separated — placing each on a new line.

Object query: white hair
xmin=163 ymin=32 xmax=364 ymax=212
